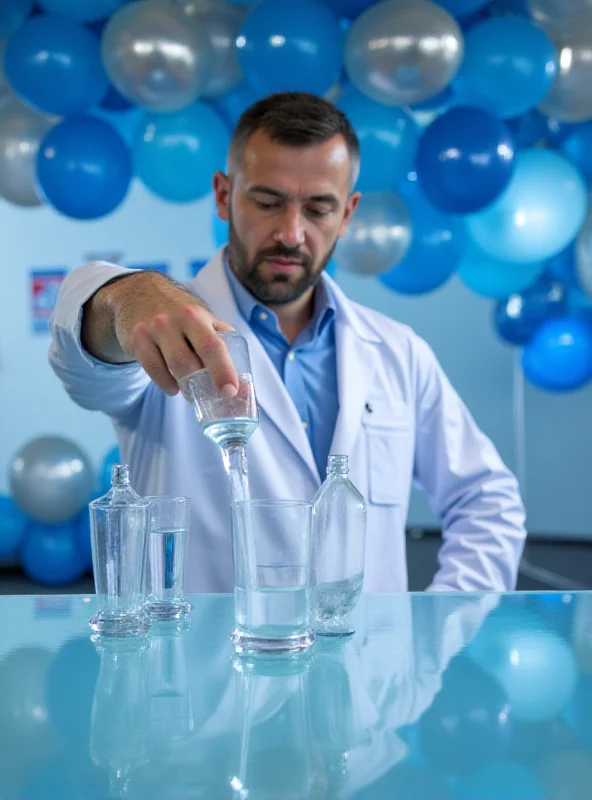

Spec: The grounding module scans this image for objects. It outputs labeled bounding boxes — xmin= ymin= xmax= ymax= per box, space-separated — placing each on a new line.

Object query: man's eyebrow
xmin=248 ymin=185 xmax=339 ymax=207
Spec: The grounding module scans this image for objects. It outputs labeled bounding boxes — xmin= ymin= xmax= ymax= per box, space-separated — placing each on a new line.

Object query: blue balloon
xmin=210 ymin=82 xmax=262 ymax=130
xmin=134 ymin=103 xmax=229 ymax=203
xmin=453 ymin=18 xmax=557 ymax=119
xmin=507 ymin=110 xmax=550 ymax=149
xmin=337 ymin=84 xmax=418 ymax=191
xmin=75 ymin=506 xmax=93 ymax=571
xmin=416 ymin=107 xmax=515 ymax=214
xmin=494 ymin=275 xmax=567 ymax=345
xmin=351 ymin=763 xmax=451 ymax=800
xmin=467 ymin=149 xmax=587 ymax=263
xmin=21 ymin=520 xmax=87 ymax=586
xmin=4 ymin=14 xmax=109 ymax=115
xmin=410 ymin=85 xmax=454 ymax=112
xmin=419 ymin=656 xmax=512 ymax=775
xmin=522 ymin=316 xmax=592 ymax=392
xmin=0 ymin=495 xmax=30 ymax=559
xmin=320 ymin=0 xmax=377 ymax=19
xmin=459 ymin=241 xmax=545 ymax=298
xmin=100 ymin=445 xmax=120 ymax=494
xmin=237 ymin=0 xmax=343 ymax=96
xmin=380 ymin=180 xmax=466 ymax=294
xmin=92 ymin=105 xmax=141 ymax=148
xmin=560 ymin=122 xmax=592 ymax=184
xmin=38 ymin=0 xmax=128 ymax=23
xmin=37 ymin=115 xmax=132 ymax=220
xmin=546 ymin=243 xmax=580 ymax=290
xmin=453 ymin=760 xmax=546 ymax=800
xmin=437 ymin=0 xmax=490 ymax=15
xmin=0 ymin=0 xmax=33 ymax=37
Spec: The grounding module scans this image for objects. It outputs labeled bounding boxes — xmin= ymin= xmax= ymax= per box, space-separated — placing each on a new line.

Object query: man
xmin=49 ymin=92 xmax=526 ymax=593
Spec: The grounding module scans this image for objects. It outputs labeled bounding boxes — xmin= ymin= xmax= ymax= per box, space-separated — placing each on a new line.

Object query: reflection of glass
xmin=147 ymin=620 xmax=194 ymax=744
xmin=90 ymin=638 xmax=149 ymax=798
xmin=89 ymin=465 xmax=149 ymax=638
xmin=311 ymin=455 xmax=366 ymax=637
xmin=144 ymin=496 xmax=191 ymax=621
xmin=230 ymin=653 xmax=321 ymax=800
xmin=180 ymin=331 xmax=259 ymax=450
xmin=232 ymin=500 xmax=315 ymax=655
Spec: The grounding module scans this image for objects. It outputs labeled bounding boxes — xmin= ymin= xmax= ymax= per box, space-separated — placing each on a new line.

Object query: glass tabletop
xmin=0 ymin=591 xmax=591 ymax=799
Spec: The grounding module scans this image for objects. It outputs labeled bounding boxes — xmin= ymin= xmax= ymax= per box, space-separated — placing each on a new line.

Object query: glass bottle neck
xmin=327 ymin=455 xmax=348 ymax=477
xmin=111 ymin=464 xmax=130 ymax=487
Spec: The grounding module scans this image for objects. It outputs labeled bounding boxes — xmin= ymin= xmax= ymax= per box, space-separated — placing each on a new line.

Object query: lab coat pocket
xmin=364 ymin=419 xmax=412 ymax=506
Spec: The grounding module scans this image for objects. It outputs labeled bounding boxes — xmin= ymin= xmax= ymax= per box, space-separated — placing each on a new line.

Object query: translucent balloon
xmin=345 ymin=0 xmax=464 ymax=107
xmin=467 ymin=149 xmax=587 ymax=263
xmin=9 ymin=436 xmax=95 ymax=524
xmin=459 ymin=242 xmax=545 ymax=298
xmin=334 ymin=191 xmax=412 ymax=275
xmin=522 ymin=316 xmax=592 ymax=391
xmin=337 ymin=84 xmax=418 ymax=191
xmin=37 ymin=0 xmax=128 ymax=23
xmin=133 ymin=102 xmax=229 ymax=202
xmin=4 ymin=14 xmax=109 ymax=115
xmin=576 ymin=193 xmax=592 ymax=298
xmin=453 ymin=18 xmax=557 ymax=119
xmin=102 ymin=0 xmax=210 ymax=112
xmin=380 ymin=178 xmax=466 ymax=293
xmin=493 ymin=275 xmax=567 ymax=345
xmin=0 ymin=95 xmax=54 ymax=207
xmin=539 ymin=30 xmax=592 ymax=123
xmin=177 ymin=0 xmax=245 ymax=98
xmin=237 ymin=0 xmax=343 ymax=96
xmin=417 ymin=107 xmax=515 ymax=214
xmin=528 ymin=0 xmax=592 ymax=37
xmin=0 ymin=0 xmax=33 ymax=38
xmin=37 ymin=115 xmax=132 ymax=220
xmin=560 ymin=122 xmax=592 ymax=184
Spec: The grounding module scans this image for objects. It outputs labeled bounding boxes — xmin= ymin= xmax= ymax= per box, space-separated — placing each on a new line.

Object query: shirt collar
xmin=223 ymin=249 xmax=336 ymax=338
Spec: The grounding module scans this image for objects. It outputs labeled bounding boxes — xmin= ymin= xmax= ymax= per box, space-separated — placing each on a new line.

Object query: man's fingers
xmin=152 ymin=314 xmax=203 ymax=382
xmin=131 ymin=328 xmax=179 ymax=396
xmin=183 ymin=307 xmax=239 ymax=397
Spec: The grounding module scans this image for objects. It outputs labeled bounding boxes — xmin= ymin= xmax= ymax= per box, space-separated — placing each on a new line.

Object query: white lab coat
xmin=49 ymin=249 xmax=526 ymax=593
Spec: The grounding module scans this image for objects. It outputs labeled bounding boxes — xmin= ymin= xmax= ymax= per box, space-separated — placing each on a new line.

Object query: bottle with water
xmin=310 ymin=455 xmax=366 ymax=636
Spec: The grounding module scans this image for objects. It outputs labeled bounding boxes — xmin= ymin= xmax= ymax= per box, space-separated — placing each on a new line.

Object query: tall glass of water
xmin=89 ymin=465 xmax=149 ymax=638
xmin=180 ymin=330 xmax=258 ymax=449
xmin=232 ymin=500 xmax=315 ymax=655
xmin=144 ymin=496 xmax=191 ymax=621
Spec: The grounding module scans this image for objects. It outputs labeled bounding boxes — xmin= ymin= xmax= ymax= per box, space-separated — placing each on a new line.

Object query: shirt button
xmin=259 ymin=311 xmax=268 ymax=321
xmin=288 ymin=351 xmax=295 ymax=361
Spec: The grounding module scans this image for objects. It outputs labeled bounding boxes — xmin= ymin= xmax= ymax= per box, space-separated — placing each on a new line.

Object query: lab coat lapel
xmin=190 ymin=252 xmax=320 ymax=484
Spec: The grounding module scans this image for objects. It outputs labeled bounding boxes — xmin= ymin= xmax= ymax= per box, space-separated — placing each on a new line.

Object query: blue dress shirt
xmin=224 ymin=258 xmax=339 ymax=480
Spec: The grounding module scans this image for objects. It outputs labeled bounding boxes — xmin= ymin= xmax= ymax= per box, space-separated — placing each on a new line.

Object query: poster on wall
xmin=29 ymin=269 xmax=67 ymax=334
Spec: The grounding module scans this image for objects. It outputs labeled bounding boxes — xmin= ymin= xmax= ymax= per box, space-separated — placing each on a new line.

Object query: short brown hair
xmin=227 ymin=91 xmax=360 ymax=189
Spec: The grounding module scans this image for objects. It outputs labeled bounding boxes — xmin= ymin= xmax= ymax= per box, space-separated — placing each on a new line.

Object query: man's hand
xmin=81 ymin=270 xmax=239 ymax=397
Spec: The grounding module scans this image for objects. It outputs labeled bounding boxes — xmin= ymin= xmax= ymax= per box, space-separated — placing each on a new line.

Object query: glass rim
xmin=233 ymin=499 xmax=312 ymax=509
xmin=144 ymin=495 xmax=191 ymax=504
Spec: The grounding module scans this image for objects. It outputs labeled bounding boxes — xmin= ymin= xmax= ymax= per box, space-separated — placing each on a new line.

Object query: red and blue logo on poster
xmin=30 ymin=269 xmax=67 ymax=333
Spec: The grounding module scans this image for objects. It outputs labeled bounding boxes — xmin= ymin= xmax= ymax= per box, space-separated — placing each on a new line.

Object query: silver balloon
xmin=576 ymin=193 xmax=592 ymax=298
xmin=539 ymin=30 xmax=592 ymax=122
xmin=176 ymin=0 xmax=245 ymax=98
xmin=0 ymin=95 xmax=55 ymax=207
xmin=102 ymin=0 xmax=211 ymax=112
xmin=528 ymin=0 xmax=592 ymax=37
xmin=334 ymin=191 xmax=412 ymax=276
xmin=345 ymin=0 xmax=464 ymax=107
xmin=10 ymin=436 xmax=95 ymax=525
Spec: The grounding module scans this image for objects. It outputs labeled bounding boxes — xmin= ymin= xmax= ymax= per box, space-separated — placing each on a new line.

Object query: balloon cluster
xmin=0 ymin=436 xmax=119 ymax=586
xmin=2 ymin=0 xmax=592 ymax=391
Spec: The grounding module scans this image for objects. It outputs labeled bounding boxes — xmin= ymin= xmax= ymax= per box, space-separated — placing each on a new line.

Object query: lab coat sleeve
xmin=411 ymin=334 xmax=526 ymax=592
xmin=48 ymin=261 xmax=151 ymax=420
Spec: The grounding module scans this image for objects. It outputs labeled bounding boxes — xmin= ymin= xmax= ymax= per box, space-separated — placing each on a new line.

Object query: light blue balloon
xmin=337 ymin=84 xmax=418 ymax=191
xmin=467 ymin=149 xmax=588 ymax=264
xmin=459 ymin=241 xmax=545 ymax=299
xmin=134 ymin=103 xmax=230 ymax=203
xmin=37 ymin=0 xmax=128 ymax=24
xmin=91 ymin=106 xmax=141 ymax=147
xmin=453 ymin=17 xmax=557 ymax=119
xmin=237 ymin=0 xmax=343 ymax=96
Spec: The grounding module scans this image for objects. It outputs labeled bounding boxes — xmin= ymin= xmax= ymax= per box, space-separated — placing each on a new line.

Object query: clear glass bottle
xmin=310 ymin=455 xmax=367 ymax=637
xmin=89 ymin=464 xmax=150 ymax=638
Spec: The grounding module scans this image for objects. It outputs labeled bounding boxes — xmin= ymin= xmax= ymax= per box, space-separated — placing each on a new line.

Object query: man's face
xmin=214 ymin=130 xmax=359 ymax=306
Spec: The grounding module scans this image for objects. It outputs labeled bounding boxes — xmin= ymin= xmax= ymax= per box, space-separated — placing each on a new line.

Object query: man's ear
xmin=338 ymin=191 xmax=361 ymax=238
xmin=213 ymin=171 xmax=231 ymax=222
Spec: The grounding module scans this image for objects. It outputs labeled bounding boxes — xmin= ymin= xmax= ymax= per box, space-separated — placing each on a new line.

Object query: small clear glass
xmin=147 ymin=622 xmax=194 ymax=743
xmin=144 ymin=496 xmax=191 ymax=621
xmin=89 ymin=464 xmax=149 ymax=638
xmin=232 ymin=499 xmax=315 ymax=655
xmin=311 ymin=455 xmax=367 ymax=637
xmin=180 ymin=330 xmax=259 ymax=449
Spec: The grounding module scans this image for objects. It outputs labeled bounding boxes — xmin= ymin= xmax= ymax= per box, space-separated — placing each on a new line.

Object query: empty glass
xmin=232 ymin=500 xmax=315 ymax=655
xmin=89 ymin=464 xmax=149 ymax=638
xmin=180 ymin=330 xmax=259 ymax=449
xmin=145 ymin=496 xmax=191 ymax=621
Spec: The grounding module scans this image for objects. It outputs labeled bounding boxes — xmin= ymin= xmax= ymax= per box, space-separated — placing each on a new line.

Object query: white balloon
xmin=334 ymin=191 xmax=412 ymax=276
xmin=528 ymin=0 xmax=592 ymax=37
xmin=539 ymin=30 xmax=592 ymax=122
xmin=102 ymin=0 xmax=211 ymax=113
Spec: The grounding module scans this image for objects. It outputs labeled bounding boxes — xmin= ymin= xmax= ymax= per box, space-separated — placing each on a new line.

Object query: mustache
xmin=254 ymin=246 xmax=313 ymax=269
